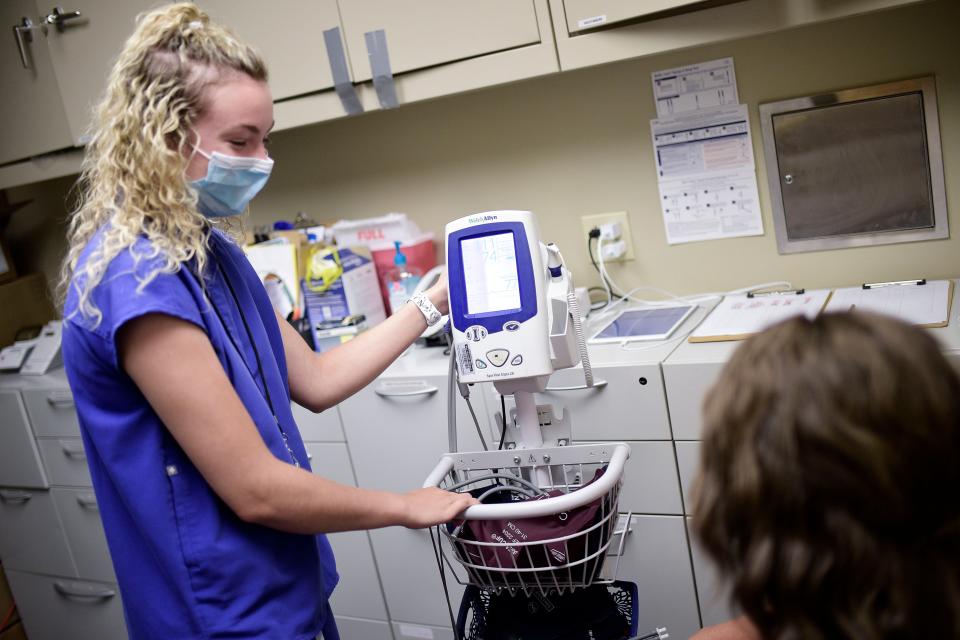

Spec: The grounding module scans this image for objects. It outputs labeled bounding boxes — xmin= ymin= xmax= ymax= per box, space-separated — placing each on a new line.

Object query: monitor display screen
xmin=461 ymin=233 xmax=521 ymax=315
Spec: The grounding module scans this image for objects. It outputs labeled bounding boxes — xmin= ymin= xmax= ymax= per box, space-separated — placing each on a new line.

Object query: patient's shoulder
xmin=691 ymin=617 xmax=762 ymax=640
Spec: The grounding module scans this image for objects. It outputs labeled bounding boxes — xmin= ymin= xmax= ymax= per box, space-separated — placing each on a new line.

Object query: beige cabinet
xmin=338 ymin=0 xmax=542 ymax=83
xmin=197 ymin=1 xmax=346 ymax=101
xmin=550 ymin=0 xmax=928 ymax=71
xmin=0 ymin=0 xmax=74 ymax=165
xmin=563 ymin=0 xmax=722 ymax=33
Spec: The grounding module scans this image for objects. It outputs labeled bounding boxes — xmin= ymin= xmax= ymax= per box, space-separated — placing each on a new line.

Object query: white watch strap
xmin=410 ymin=292 xmax=443 ymax=327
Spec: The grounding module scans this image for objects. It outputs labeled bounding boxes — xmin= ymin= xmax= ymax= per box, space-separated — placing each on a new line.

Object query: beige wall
xmin=6 ymin=0 xmax=959 ymax=298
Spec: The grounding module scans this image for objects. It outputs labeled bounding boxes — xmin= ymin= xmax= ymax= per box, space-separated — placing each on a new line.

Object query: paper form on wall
xmin=651 ymin=103 xmax=764 ymax=244
xmin=823 ymin=280 xmax=953 ymax=328
xmin=689 ymin=289 xmax=832 ymax=342
xmin=651 ymin=57 xmax=739 ymax=117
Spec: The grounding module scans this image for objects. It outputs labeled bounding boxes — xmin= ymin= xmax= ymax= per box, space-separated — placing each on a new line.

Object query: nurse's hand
xmin=424 ymin=273 xmax=449 ymax=316
xmin=399 ymin=487 xmax=479 ymax=528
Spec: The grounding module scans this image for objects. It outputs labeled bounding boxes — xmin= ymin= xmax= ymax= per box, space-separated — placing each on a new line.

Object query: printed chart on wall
xmin=649 ymin=58 xmax=764 ymax=244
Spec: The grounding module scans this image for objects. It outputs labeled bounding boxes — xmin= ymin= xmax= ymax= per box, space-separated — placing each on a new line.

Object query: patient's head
xmin=691 ymin=312 xmax=960 ymax=640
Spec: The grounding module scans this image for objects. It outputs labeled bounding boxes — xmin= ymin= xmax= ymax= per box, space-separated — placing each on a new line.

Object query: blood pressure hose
xmin=567 ymin=288 xmax=595 ymax=388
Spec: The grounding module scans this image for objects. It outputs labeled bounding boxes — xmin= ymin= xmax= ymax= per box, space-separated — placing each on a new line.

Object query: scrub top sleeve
xmin=92 ymin=265 xmax=207 ymax=372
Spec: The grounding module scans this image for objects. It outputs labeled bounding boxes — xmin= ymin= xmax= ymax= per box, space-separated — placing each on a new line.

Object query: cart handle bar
xmin=422 ymin=443 xmax=629 ymax=521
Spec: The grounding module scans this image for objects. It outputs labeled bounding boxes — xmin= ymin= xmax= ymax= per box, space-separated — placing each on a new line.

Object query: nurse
xmin=59 ymin=4 xmax=476 ymax=639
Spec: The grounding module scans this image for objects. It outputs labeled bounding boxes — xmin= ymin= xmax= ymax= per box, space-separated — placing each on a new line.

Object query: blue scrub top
xmin=62 ymin=227 xmax=339 ymax=640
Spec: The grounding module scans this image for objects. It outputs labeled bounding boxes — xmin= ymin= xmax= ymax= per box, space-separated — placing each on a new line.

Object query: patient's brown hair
xmin=691 ymin=312 xmax=960 ymax=640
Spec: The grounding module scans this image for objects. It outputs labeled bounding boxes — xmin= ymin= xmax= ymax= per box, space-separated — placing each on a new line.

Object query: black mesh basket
xmin=456 ymin=580 xmax=640 ymax=640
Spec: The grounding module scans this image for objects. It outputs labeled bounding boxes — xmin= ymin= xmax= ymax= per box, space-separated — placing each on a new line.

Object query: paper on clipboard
xmin=823 ymin=280 xmax=953 ymax=328
xmin=689 ymin=290 xmax=832 ymax=343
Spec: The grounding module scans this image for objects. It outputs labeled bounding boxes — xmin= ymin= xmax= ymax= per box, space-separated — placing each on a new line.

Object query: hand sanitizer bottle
xmin=385 ymin=241 xmax=422 ymax=315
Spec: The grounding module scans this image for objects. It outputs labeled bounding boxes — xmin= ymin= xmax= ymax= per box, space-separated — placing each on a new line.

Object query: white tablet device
xmin=588 ymin=305 xmax=696 ymax=344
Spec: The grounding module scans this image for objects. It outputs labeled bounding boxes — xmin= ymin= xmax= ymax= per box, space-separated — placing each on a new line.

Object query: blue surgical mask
xmin=190 ymin=147 xmax=274 ymax=218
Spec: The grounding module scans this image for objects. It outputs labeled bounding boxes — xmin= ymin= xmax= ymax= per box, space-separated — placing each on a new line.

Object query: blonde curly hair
xmin=60 ymin=2 xmax=267 ymax=325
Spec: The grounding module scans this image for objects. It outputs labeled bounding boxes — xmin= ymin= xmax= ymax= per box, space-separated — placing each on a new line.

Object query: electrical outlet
xmin=581 ymin=211 xmax=634 ymax=262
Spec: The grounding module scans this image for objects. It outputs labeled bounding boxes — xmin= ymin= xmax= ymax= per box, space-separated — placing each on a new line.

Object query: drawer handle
xmin=544 ymin=379 xmax=608 ymax=392
xmin=374 ymin=384 xmax=439 ymax=398
xmin=47 ymin=392 xmax=75 ymax=409
xmin=53 ymin=581 xmax=116 ymax=600
xmin=76 ymin=493 xmax=99 ymax=510
xmin=0 ymin=490 xmax=33 ymax=504
xmin=60 ymin=441 xmax=87 ymax=459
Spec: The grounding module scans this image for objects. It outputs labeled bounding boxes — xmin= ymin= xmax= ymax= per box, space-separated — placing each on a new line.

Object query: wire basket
xmin=423 ymin=443 xmax=631 ymax=596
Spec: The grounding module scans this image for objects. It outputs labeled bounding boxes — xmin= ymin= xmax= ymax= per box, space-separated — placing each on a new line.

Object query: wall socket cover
xmin=580 ymin=211 xmax=634 ymax=262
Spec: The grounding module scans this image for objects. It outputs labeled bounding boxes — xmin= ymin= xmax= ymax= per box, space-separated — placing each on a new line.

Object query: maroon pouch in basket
xmin=457 ymin=468 xmax=608 ymax=572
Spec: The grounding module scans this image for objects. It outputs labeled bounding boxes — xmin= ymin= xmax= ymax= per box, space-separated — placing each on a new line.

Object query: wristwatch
xmin=409 ymin=292 xmax=443 ymax=327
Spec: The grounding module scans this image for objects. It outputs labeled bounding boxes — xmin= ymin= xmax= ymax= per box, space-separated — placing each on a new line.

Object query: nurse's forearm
xmin=242 ymin=458 xmax=475 ymax=534
xmin=287 ymin=285 xmax=446 ymax=412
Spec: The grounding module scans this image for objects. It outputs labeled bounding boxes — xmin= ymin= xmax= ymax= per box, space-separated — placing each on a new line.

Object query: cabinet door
xmin=339 ymin=374 xmax=482 ymax=627
xmin=675 ymin=440 xmax=700 ymax=515
xmin=52 ymin=488 xmax=116 ymax=583
xmin=0 ymin=390 xmax=48 ymax=488
xmin=0 ymin=488 xmax=76 ymax=576
xmin=303 ymin=441 xmax=389 ymax=622
xmin=0 ymin=0 xmax=74 ymax=165
xmin=687 ymin=518 xmax=738 ymax=627
xmin=199 ymin=0 xmax=345 ymax=100
xmin=662 ymin=361 xmax=724 ymax=440
xmin=338 ymin=0 xmax=542 ymax=83
xmin=563 ymin=0 xmax=720 ymax=33
xmin=38 ymin=0 xmax=153 ymax=145
xmin=607 ymin=515 xmax=701 ymax=640
xmin=293 ymin=403 xmax=345 ymax=442
xmin=6 ymin=570 xmax=126 ymax=640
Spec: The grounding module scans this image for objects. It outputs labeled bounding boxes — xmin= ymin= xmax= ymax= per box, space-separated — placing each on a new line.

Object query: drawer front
xmin=663 ymin=361 xmax=724 ymax=439
xmin=305 ymin=442 xmax=388 ymax=621
xmin=22 ymin=389 xmax=80 ymax=438
xmin=687 ymin=518 xmax=739 ymax=626
xmin=614 ymin=441 xmax=683 ymax=515
xmin=38 ymin=438 xmax=93 ymax=487
xmin=490 ymin=364 xmax=672 ymax=441
xmin=675 ymin=441 xmax=700 ymax=515
xmin=292 ymin=403 xmax=345 ymax=442
xmin=52 ymin=488 xmax=116 ymax=583
xmin=335 ymin=616 xmax=393 ymax=640
xmin=369 ymin=526 xmax=466 ymax=628
xmin=0 ymin=488 xmax=76 ymax=576
xmin=6 ymin=570 xmax=126 ymax=640
xmin=393 ymin=621 xmax=457 ymax=640
xmin=0 ymin=390 xmax=48 ymax=489
xmin=606 ymin=515 xmax=701 ymax=640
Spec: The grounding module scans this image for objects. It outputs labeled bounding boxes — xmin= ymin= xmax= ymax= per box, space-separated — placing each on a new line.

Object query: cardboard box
xmin=0 ymin=273 xmax=57 ymax=348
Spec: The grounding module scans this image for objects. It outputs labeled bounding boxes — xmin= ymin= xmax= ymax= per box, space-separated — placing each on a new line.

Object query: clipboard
xmin=688 ymin=289 xmax=832 ymax=343
xmin=823 ymin=279 xmax=953 ymax=328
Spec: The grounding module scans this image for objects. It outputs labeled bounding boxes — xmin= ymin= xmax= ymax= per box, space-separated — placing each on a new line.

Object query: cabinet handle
xmin=0 ymin=489 xmax=33 ymax=504
xmin=374 ymin=384 xmax=439 ymax=398
xmin=544 ymin=379 xmax=608 ymax=392
xmin=13 ymin=17 xmax=42 ymax=69
xmin=47 ymin=392 xmax=75 ymax=409
xmin=43 ymin=6 xmax=83 ymax=30
xmin=76 ymin=493 xmax=98 ymax=510
xmin=60 ymin=440 xmax=86 ymax=459
xmin=53 ymin=581 xmax=115 ymax=600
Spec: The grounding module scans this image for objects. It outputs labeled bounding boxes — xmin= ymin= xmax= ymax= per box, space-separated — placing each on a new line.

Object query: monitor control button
xmin=475 ymin=359 xmax=487 ymax=369
xmin=486 ymin=349 xmax=510 ymax=367
xmin=504 ymin=321 xmax=521 ymax=332
xmin=465 ymin=325 xmax=488 ymax=342
xmin=510 ymin=354 xmax=523 ymax=366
